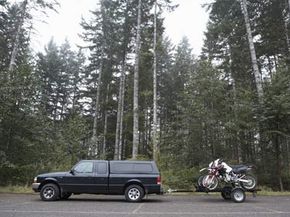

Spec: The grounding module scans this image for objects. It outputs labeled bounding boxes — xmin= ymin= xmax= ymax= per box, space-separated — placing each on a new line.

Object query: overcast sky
xmin=31 ymin=0 xmax=210 ymax=55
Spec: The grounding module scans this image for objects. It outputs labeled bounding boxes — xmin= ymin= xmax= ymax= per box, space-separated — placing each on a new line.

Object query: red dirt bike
xmin=198 ymin=159 xmax=257 ymax=191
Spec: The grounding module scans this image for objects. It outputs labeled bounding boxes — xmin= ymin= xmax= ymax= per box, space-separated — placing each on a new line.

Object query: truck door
xmin=62 ymin=161 xmax=96 ymax=193
xmin=92 ymin=161 xmax=109 ymax=194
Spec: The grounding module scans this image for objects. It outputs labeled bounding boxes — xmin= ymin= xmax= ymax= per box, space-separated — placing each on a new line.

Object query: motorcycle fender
xmin=199 ymin=168 xmax=207 ymax=172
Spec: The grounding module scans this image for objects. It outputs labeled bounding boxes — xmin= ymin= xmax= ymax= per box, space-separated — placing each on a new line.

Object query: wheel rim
xmin=43 ymin=187 xmax=55 ymax=199
xmin=233 ymin=190 xmax=244 ymax=202
xmin=243 ymin=176 xmax=256 ymax=189
xmin=246 ymin=179 xmax=253 ymax=187
xmin=128 ymin=188 xmax=140 ymax=201
xmin=203 ymin=176 xmax=211 ymax=187
xmin=203 ymin=176 xmax=218 ymax=190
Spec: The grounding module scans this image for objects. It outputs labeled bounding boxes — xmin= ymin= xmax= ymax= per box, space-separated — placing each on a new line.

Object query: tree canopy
xmin=0 ymin=0 xmax=290 ymax=191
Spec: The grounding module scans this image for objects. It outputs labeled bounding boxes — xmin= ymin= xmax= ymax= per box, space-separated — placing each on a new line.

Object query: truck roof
xmin=79 ymin=160 xmax=156 ymax=163
xmin=78 ymin=160 xmax=159 ymax=174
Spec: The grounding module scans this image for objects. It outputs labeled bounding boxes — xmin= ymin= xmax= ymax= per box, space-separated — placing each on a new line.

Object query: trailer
xmin=195 ymin=185 xmax=260 ymax=203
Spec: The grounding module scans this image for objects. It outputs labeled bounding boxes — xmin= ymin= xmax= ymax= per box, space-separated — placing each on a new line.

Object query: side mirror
xmin=70 ymin=169 xmax=75 ymax=175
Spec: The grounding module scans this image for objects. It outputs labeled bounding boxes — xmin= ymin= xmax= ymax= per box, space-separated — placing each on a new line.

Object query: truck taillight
xmin=157 ymin=176 xmax=161 ymax=185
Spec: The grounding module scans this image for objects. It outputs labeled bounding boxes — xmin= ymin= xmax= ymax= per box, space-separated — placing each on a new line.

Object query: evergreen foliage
xmin=0 ymin=0 xmax=290 ymax=190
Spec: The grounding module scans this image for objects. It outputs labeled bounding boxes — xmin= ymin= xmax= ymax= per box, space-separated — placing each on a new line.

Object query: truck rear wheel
xmin=125 ymin=185 xmax=144 ymax=202
xmin=40 ymin=183 xmax=60 ymax=201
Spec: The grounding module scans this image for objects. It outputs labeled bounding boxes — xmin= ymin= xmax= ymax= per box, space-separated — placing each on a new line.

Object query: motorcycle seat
xmin=231 ymin=165 xmax=249 ymax=174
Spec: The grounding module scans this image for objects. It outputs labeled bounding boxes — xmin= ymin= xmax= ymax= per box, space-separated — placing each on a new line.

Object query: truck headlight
xmin=33 ymin=177 xmax=37 ymax=183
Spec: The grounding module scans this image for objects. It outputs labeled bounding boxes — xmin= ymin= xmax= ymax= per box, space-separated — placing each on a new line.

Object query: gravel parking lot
xmin=0 ymin=193 xmax=290 ymax=217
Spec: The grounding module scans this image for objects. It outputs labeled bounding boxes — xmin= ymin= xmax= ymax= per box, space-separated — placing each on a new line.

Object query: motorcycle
xmin=198 ymin=159 xmax=257 ymax=191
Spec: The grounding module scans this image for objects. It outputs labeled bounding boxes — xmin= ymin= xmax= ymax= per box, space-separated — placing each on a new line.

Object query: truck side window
xmin=97 ymin=162 xmax=107 ymax=174
xmin=111 ymin=163 xmax=133 ymax=173
xmin=134 ymin=164 xmax=153 ymax=173
xmin=74 ymin=162 xmax=93 ymax=173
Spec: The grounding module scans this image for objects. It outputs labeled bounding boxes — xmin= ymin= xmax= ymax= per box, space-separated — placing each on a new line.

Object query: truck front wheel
xmin=125 ymin=185 xmax=144 ymax=202
xmin=40 ymin=183 xmax=60 ymax=201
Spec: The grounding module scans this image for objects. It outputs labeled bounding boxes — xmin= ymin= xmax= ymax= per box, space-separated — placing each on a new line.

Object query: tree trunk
xmin=114 ymin=87 xmax=121 ymax=159
xmin=153 ymin=0 xmax=159 ymax=161
xmin=275 ymin=132 xmax=284 ymax=191
xmin=232 ymin=79 xmax=242 ymax=163
xmin=228 ymin=44 xmax=242 ymax=163
xmin=91 ymin=0 xmax=108 ymax=158
xmin=103 ymin=84 xmax=110 ymax=157
xmin=92 ymin=56 xmax=103 ymax=157
xmin=114 ymin=59 xmax=126 ymax=160
xmin=240 ymin=0 xmax=263 ymax=100
xmin=118 ymin=66 xmax=126 ymax=160
xmin=132 ymin=0 xmax=142 ymax=159
xmin=9 ymin=0 xmax=28 ymax=72
xmin=284 ymin=0 xmax=290 ymax=68
xmin=286 ymin=139 xmax=290 ymax=177
xmin=288 ymin=0 xmax=290 ymax=22
xmin=53 ymin=92 xmax=60 ymax=122
xmin=284 ymin=14 xmax=290 ymax=54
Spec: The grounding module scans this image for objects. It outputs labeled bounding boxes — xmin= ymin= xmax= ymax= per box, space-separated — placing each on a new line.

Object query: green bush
xmin=0 ymin=165 xmax=37 ymax=186
xmin=161 ymin=167 xmax=200 ymax=190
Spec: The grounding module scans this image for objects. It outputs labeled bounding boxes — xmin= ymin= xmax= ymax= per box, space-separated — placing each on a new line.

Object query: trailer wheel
xmin=231 ymin=188 xmax=246 ymax=203
xmin=221 ymin=186 xmax=232 ymax=200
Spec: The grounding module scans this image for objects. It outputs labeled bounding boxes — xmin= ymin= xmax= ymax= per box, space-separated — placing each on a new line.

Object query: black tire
xmin=231 ymin=188 xmax=246 ymax=203
xmin=61 ymin=192 xmax=72 ymax=200
xmin=40 ymin=183 xmax=60 ymax=201
xmin=241 ymin=174 xmax=257 ymax=190
xmin=221 ymin=186 xmax=232 ymax=200
xmin=125 ymin=185 xmax=144 ymax=202
xmin=197 ymin=175 xmax=204 ymax=187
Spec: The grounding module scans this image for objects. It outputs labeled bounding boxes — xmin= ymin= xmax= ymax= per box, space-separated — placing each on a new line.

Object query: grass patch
xmin=0 ymin=185 xmax=32 ymax=194
xmin=259 ymin=190 xmax=290 ymax=196
xmin=258 ymin=191 xmax=290 ymax=196
xmin=256 ymin=186 xmax=290 ymax=196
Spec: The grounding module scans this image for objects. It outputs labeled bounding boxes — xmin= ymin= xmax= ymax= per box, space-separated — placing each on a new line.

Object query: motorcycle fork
xmin=205 ymin=175 xmax=215 ymax=186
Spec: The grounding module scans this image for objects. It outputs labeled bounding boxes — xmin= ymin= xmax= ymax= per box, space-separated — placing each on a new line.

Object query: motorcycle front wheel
xmin=240 ymin=174 xmax=257 ymax=190
xmin=202 ymin=175 xmax=219 ymax=190
xmin=197 ymin=175 xmax=204 ymax=187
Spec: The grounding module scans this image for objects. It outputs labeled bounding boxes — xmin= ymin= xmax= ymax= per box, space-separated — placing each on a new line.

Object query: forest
xmin=0 ymin=0 xmax=290 ymax=191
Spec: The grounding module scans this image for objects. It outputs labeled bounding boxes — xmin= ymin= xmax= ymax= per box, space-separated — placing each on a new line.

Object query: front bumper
xmin=32 ymin=183 xmax=40 ymax=192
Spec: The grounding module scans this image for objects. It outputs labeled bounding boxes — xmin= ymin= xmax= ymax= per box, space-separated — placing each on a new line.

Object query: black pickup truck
xmin=32 ymin=160 xmax=162 ymax=202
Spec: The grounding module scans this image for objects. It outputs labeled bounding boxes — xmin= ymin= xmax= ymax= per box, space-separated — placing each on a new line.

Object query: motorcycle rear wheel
xmin=202 ymin=175 xmax=218 ymax=190
xmin=241 ymin=174 xmax=256 ymax=190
